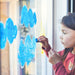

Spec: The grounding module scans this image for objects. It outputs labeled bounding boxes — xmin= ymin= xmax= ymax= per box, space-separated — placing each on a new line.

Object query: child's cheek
xmin=63 ymin=37 xmax=69 ymax=44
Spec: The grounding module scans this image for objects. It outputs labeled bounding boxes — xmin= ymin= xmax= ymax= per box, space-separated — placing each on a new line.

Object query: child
xmin=37 ymin=13 xmax=75 ymax=75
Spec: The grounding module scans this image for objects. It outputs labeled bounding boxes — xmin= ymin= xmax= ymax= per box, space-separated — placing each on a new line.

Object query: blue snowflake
xmin=6 ymin=18 xmax=17 ymax=44
xmin=18 ymin=35 xmax=36 ymax=68
xmin=21 ymin=5 xmax=37 ymax=28
xmin=0 ymin=22 xmax=7 ymax=49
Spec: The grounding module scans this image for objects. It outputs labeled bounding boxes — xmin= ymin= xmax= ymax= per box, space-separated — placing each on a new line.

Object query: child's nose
xmin=60 ymin=35 xmax=63 ymax=40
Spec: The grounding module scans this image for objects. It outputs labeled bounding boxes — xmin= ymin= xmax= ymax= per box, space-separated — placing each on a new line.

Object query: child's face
xmin=60 ymin=24 xmax=75 ymax=48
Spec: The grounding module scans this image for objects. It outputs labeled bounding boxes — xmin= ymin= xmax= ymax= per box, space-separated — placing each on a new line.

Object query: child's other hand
xmin=48 ymin=49 xmax=62 ymax=64
xmin=38 ymin=35 xmax=51 ymax=52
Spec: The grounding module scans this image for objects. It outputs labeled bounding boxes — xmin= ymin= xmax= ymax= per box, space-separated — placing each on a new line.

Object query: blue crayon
xmin=36 ymin=38 xmax=45 ymax=50
xmin=36 ymin=38 xmax=39 ymax=42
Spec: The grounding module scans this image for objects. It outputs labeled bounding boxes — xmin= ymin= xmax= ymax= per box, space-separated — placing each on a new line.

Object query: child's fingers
xmin=48 ymin=49 xmax=58 ymax=58
xmin=48 ymin=49 xmax=54 ymax=57
xmin=38 ymin=36 xmax=48 ymax=42
xmin=38 ymin=35 xmax=46 ymax=38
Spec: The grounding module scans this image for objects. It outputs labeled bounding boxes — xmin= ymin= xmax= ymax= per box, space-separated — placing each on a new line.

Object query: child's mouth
xmin=61 ymin=41 xmax=64 ymax=44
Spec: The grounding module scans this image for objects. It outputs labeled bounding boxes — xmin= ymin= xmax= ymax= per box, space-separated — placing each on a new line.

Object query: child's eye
xmin=63 ymin=31 xmax=67 ymax=34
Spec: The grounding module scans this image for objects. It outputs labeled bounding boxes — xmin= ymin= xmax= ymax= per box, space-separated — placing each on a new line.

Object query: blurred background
xmin=0 ymin=0 xmax=75 ymax=75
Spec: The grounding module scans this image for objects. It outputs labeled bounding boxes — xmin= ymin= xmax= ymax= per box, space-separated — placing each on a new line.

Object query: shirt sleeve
xmin=53 ymin=62 xmax=71 ymax=75
xmin=42 ymin=46 xmax=50 ymax=57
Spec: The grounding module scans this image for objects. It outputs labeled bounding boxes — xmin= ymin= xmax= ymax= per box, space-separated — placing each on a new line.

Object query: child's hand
xmin=38 ymin=35 xmax=51 ymax=52
xmin=48 ymin=49 xmax=62 ymax=64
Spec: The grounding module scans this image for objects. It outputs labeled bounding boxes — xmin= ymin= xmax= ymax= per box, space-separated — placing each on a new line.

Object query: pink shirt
xmin=44 ymin=49 xmax=75 ymax=75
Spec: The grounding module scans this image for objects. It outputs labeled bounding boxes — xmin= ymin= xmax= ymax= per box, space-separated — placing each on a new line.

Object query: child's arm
xmin=43 ymin=48 xmax=71 ymax=75
xmin=42 ymin=48 xmax=71 ymax=75
xmin=50 ymin=50 xmax=71 ymax=75
xmin=42 ymin=46 xmax=51 ymax=57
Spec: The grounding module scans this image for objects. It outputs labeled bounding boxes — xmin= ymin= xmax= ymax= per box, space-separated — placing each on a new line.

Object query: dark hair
xmin=61 ymin=13 xmax=75 ymax=73
xmin=62 ymin=48 xmax=73 ymax=61
xmin=61 ymin=13 xmax=75 ymax=30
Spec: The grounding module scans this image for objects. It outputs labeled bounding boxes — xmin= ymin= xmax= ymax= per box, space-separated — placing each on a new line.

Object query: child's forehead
xmin=61 ymin=24 xmax=70 ymax=30
xmin=61 ymin=24 xmax=75 ymax=33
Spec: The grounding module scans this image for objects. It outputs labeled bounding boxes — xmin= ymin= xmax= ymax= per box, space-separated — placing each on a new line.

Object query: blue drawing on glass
xmin=21 ymin=6 xmax=29 ymax=27
xmin=0 ymin=22 xmax=7 ymax=49
xmin=28 ymin=9 xmax=34 ymax=27
xmin=6 ymin=18 xmax=17 ymax=44
xmin=19 ymin=5 xmax=37 ymax=68
xmin=21 ymin=5 xmax=37 ymax=28
xmin=18 ymin=40 xmax=26 ymax=68
xmin=18 ymin=35 xmax=36 ymax=68
xmin=33 ymin=12 xmax=37 ymax=24
xmin=25 ymin=35 xmax=36 ymax=53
